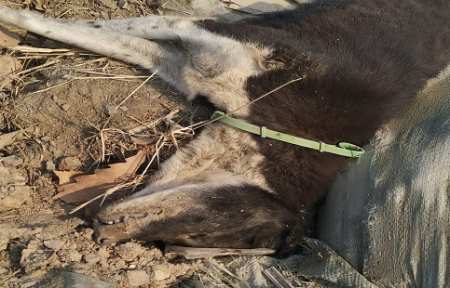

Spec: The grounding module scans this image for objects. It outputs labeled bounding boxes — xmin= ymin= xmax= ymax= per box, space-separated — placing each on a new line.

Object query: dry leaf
xmin=54 ymin=170 xmax=82 ymax=185
xmin=54 ymin=150 xmax=147 ymax=203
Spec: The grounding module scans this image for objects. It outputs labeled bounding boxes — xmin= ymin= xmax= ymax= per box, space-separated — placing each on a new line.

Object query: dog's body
xmin=0 ymin=0 xmax=448 ymax=251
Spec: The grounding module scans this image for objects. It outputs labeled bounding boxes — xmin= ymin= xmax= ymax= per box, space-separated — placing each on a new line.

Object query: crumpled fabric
xmin=318 ymin=69 xmax=450 ymax=288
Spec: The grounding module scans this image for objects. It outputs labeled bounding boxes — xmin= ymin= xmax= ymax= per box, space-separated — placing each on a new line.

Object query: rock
xmin=126 ymin=270 xmax=150 ymax=287
xmin=43 ymin=239 xmax=65 ymax=251
xmin=57 ymin=156 xmax=82 ymax=171
xmin=152 ymin=264 xmax=171 ymax=281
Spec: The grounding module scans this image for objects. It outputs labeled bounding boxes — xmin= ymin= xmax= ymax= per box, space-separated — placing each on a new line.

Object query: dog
xmin=0 ymin=0 xmax=448 ymax=252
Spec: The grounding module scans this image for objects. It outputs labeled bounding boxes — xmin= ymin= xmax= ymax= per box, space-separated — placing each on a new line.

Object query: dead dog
xmin=0 ymin=0 xmax=448 ymax=252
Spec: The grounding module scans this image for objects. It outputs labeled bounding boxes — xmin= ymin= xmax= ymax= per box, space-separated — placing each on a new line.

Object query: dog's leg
xmin=0 ymin=6 xmax=267 ymax=112
xmin=95 ymin=172 xmax=298 ymax=250
xmin=94 ymin=125 xmax=300 ymax=250
xmin=76 ymin=15 xmax=202 ymax=39
xmin=0 ymin=7 xmax=178 ymax=69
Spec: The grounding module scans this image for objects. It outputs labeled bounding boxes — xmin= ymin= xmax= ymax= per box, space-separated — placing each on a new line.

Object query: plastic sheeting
xmin=318 ymin=70 xmax=450 ymax=287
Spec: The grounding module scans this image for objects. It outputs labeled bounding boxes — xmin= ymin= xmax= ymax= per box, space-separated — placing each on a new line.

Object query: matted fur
xmin=0 ymin=0 xmax=448 ymax=251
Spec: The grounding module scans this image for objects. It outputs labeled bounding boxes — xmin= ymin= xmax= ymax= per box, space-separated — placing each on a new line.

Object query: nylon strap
xmin=211 ymin=111 xmax=364 ymax=158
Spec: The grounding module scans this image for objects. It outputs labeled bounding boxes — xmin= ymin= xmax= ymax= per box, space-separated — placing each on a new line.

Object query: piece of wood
xmin=165 ymin=245 xmax=275 ymax=259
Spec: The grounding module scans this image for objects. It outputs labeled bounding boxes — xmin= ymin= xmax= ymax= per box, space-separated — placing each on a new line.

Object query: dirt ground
xmin=0 ymin=1 xmax=213 ymax=287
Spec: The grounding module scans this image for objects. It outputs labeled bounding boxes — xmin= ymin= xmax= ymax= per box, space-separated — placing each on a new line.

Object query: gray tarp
xmin=318 ymin=69 xmax=450 ymax=287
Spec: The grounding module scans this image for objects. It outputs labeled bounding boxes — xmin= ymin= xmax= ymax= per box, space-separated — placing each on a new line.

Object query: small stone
xmin=43 ymin=239 xmax=64 ymax=251
xmin=152 ymin=264 xmax=171 ymax=281
xmin=57 ymin=156 xmax=82 ymax=171
xmin=68 ymin=250 xmax=83 ymax=262
xmin=127 ymin=270 xmax=149 ymax=287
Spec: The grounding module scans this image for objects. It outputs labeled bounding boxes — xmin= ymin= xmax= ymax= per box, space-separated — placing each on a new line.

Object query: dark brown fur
xmin=200 ymin=0 xmax=450 ymax=214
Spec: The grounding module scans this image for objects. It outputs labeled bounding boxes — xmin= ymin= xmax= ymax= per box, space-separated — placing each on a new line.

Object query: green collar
xmin=211 ymin=111 xmax=364 ymax=158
